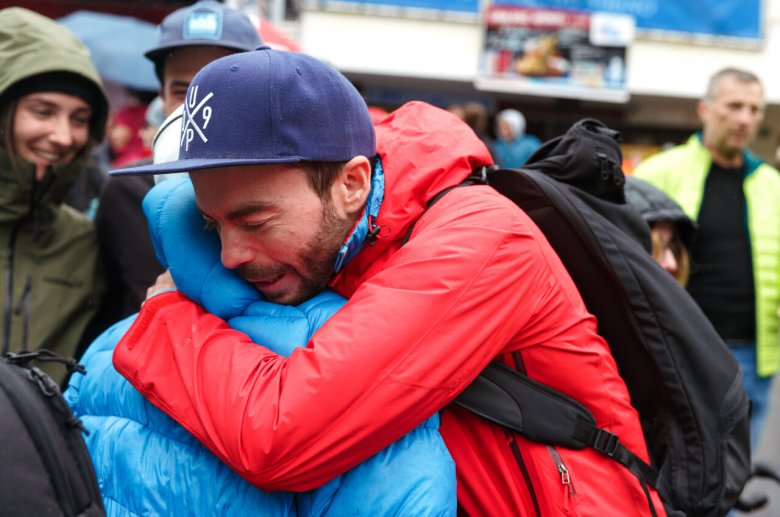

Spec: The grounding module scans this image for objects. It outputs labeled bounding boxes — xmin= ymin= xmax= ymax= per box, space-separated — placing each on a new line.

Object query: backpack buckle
xmin=469 ymin=165 xmax=497 ymax=185
xmin=592 ymin=429 xmax=620 ymax=457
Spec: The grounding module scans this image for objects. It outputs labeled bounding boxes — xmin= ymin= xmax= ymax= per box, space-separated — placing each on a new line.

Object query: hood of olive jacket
xmin=0 ymin=7 xmax=108 ymax=125
xmin=0 ymin=6 xmax=108 ymax=154
xmin=0 ymin=7 xmax=109 ymax=224
xmin=0 ymin=147 xmax=87 ymax=226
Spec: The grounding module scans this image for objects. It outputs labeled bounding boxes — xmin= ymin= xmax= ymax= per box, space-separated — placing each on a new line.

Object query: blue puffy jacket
xmin=65 ymin=177 xmax=456 ymax=516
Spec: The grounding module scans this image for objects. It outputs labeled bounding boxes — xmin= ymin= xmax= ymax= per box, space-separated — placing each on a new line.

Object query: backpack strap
xmin=454 ymin=360 xmax=597 ymax=448
xmin=399 ymin=167 xmax=491 ymax=247
xmin=405 ymin=167 xmax=662 ymax=516
xmin=456 ymin=361 xmax=659 ymax=511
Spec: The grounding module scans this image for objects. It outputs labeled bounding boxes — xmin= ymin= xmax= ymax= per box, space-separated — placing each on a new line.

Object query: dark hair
xmin=302 ymin=161 xmax=346 ymax=199
xmin=154 ymin=60 xmax=165 ymax=85
xmin=650 ymin=224 xmax=691 ymax=286
xmin=126 ymin=87 xmax=158 ymax=104
xmin=302 ymin=157 xmax=378 ymax=200
xmin=1 ymin=100 xmax=18 ymax=172
xmin=155 ymin=46 xmax=240 ymax=84
xmin=461 ymin=102 xmax=489 ymax=135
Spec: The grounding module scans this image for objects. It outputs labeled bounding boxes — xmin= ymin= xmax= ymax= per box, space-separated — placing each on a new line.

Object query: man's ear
xmin=696 ymin=99 xmax=709 ymax=125
xmin=333 ymin=156 xmax=372 ymax=217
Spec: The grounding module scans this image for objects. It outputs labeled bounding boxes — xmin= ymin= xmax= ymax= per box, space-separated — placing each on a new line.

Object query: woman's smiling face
xmin=13 ymin=91 xmax=91 ymax=179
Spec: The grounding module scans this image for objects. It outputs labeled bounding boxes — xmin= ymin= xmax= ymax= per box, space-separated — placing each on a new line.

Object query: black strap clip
xmin=592 ymin=428 xmax=620 ymax=457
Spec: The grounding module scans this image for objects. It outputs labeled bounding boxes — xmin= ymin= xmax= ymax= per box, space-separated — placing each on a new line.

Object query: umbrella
xmin=59 ymin=10 xmax=159 ymax=92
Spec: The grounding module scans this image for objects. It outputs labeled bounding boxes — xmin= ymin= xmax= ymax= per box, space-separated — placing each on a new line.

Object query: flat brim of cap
xmin=109 ymin=156 xmax=306 ymax=176
xmin=145 ymin=41 xmax=250 ymax=63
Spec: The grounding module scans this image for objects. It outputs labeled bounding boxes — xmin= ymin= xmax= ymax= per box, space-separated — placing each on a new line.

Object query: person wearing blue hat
xmin=67 ymin=106 xmax=456 ymax=514
xmin=146 ymin=0 xmax=262 ymax=116
xmin=109 ymin=47 xmax=664 ymax=515
xmin=95 ymin=0 xmax=262 ymax=327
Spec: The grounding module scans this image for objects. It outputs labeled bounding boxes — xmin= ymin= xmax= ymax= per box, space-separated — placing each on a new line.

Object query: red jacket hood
xmin=331 ymin=101 xmax=494 ymax=296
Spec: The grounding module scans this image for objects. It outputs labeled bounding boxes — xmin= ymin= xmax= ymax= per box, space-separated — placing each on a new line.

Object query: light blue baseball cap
xmin=145 ymin=1 xmax=261 ymax=65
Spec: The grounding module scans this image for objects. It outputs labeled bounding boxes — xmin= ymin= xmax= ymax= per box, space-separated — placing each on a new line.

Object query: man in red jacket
xmin=112 ymin=46 xmax=665 ymax=516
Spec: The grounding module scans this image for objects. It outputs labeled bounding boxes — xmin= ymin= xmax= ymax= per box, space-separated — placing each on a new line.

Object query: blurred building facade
xmin=277 ymin=0 xmax=780 ymax=163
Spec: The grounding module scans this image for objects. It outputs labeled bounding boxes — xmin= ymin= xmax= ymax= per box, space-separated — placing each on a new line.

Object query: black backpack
xmin=0 ymin=350 xmax=104 ymax=516
xmin=439 ymin=119 xmax=751 ymax=517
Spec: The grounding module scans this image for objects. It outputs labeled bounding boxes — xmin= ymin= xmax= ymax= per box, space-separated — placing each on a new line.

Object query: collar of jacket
xmin=327 ymin=102 xmax=495 ymax=298
xmin=333 ymin=157 xmax=385 ymax=273
xmin=0 ymin=145 xmax=86 ymax=225
xmin=692 ymin=132 xmax=764 ymax=177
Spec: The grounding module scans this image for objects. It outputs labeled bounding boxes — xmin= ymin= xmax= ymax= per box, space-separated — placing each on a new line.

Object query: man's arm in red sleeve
xmin=113 ymin=191 xmax=550 ymax=492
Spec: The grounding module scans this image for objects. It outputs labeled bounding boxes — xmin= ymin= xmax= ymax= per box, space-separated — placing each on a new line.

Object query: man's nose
xmin=220 ymin=230 xmax=254 ymax=270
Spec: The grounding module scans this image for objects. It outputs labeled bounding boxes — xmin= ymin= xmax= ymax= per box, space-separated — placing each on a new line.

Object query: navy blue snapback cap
xmin=112 ymin=46 xmax=376 ymax=176
xmin=145 ymin=1 xmax=261 ymax=64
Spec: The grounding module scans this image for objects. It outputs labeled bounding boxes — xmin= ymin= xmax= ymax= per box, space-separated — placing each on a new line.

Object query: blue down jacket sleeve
xmin=65 ymin=177 xmax=455 ymax=516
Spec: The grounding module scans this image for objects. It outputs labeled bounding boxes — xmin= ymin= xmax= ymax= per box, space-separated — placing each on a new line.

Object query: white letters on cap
xmin=181 ymin=85 xmax=215 ymax=152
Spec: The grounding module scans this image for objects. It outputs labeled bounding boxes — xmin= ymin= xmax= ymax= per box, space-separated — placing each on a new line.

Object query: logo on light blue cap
xmin=183 ymin=7 xmax=223 ymax=41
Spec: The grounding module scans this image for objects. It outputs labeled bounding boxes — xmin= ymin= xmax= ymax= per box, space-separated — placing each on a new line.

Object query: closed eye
xmin=239 ymin=220 xmax=268 ymax=232
xmin=202 ymin=218 xmax=218 ymax=232
xmin=30 ymin=107 xmax=55 ymax=120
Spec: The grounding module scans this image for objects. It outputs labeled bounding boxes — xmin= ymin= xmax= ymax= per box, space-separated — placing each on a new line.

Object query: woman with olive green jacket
xmin=0 ymin=7 xmax=108 ymax=383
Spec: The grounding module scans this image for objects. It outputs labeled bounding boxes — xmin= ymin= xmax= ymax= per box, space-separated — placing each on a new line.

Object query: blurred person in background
xmin=93 ymin=98 xmax=163 ymax=335
xmin=635 ymin=67 xmax=780 ymax=450
xmin=139 ymin=96 xmax=165 ymax=152
xmin=624 ymin=176 xmax=696 ymax=286
xmin=493 ymin=108 xmax=542 ymax=168
xmin=449 ymin=102 xmax=495 ymax=160
xmin=149 ymin=0 xmax=261 ymax=117
xmin=94 ymin=0 xmax=261 ymax=326
xmin=0 ymin=7 xmax=108 ymax=384
xmin=106 ymin=87 xmax=155 ymax=168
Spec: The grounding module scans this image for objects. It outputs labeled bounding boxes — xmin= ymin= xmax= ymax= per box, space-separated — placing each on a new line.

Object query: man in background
xmin=94 ymin=0 xmax=261 ymax=327
xmin=635 ymin=67 xmax=780 ymax=449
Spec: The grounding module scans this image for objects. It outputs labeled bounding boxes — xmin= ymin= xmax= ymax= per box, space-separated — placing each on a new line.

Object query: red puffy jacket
xmin=115 ymin=102 xmax=665 ymax=516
